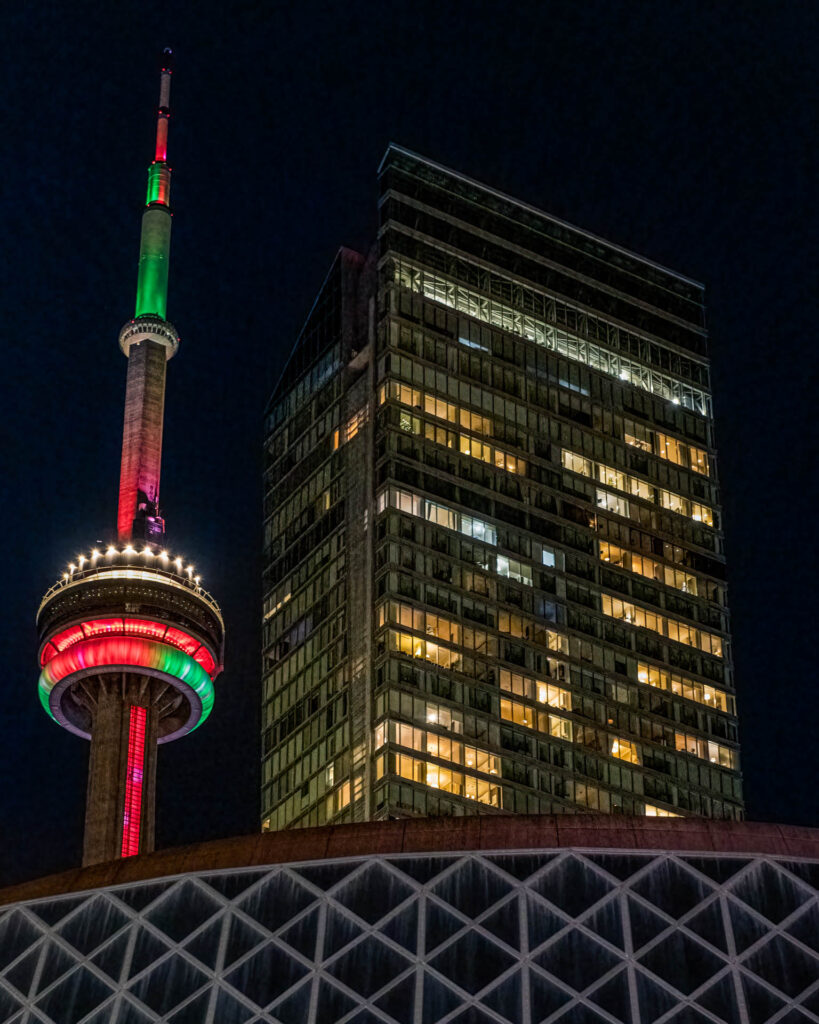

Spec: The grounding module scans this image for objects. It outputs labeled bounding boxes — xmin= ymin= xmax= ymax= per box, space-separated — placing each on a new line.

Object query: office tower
xmin=262 ymin=145 xmax=741 ymax=831
xmin=35 ymin=52 xmax=224 ymax=866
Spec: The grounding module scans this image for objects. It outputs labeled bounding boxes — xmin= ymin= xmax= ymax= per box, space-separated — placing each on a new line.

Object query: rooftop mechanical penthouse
xmin=36 ymin=52 xmax=225 ymax=867
xmin=262 ymin=146 xmax=740 ymax=831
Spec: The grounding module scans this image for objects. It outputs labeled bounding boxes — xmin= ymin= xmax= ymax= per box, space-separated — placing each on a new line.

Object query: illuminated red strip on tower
xmin=121 ymin=706 xmax=147 ymax=857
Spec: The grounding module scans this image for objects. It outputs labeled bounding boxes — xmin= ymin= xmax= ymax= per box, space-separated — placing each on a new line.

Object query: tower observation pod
xmin=36 ymin=51 xmax=225 ymax=867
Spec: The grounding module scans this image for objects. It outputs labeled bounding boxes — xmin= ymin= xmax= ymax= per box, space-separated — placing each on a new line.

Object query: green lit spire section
xmin=135 ymin=51 xmax=173 ymax=320
xmin=135 ymin=206 xmax=171 ymax=318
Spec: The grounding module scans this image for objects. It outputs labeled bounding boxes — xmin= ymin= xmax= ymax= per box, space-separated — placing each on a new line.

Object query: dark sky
xmin=1 ymin=1 xmax=816 ymax=885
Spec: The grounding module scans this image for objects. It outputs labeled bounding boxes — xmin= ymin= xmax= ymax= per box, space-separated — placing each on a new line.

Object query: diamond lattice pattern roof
xmin=0 ymin=849 xmax=818 ymax=1023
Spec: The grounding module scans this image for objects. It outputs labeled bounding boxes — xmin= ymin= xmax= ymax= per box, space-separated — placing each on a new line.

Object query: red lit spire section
xmin=121 ymin=706 xmax=147 ymax=857
xmin=154 ymin=56 xmax=171 ymax=164
xmin=146 ymin=54 xmax=172 ymax=204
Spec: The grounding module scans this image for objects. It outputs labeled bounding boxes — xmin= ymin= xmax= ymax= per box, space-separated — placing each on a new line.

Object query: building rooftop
xmin=379 ymin=143 xmax=705 ymax=291
xmin=4 ymin=816 xmax=818 ymax=907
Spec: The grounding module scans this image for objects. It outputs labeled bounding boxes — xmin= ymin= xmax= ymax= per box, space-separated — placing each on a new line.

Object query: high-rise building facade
xmin=262 ymin=146 xmax=741 ymax=832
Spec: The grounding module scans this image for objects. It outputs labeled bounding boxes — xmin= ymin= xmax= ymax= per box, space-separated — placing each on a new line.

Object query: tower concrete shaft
xmin=117 ymin=336 xmax=168 ymax=543
xmin=81 ymin=676 xmax=160 ymax=865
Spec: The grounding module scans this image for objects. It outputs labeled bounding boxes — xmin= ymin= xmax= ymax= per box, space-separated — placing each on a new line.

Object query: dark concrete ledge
xmin=2 ymin=815 xmax=817 ymax=908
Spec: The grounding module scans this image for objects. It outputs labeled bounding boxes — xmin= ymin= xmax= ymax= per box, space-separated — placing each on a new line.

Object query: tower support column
xmin=117 ymin=338 xmax=168 ymax=542
xmin=81 ymin=676 xmax=159 ymax=866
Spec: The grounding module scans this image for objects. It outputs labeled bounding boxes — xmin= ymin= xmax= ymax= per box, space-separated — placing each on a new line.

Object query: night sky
xmin=2 ymin=1 xmax=816 ymax=885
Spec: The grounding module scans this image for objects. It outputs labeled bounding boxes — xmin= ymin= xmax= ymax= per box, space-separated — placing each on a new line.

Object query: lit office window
xmin=644 ymin=803 xmax=681 ymax=817
xmin=636 ymin=662 xmax=734 ymax=713
xmin=602 ymin=594 xmax=724 ymax=658
xmin=496 ymin=555 xmax=533 ymax=586
xmin=564 ymin=449 xmax=714 ymax=526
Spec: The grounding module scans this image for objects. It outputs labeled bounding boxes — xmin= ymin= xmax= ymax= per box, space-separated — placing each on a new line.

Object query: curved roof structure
xmin=3 ymin=815 xmax=817 ymax=906
xmin=1 ymin=817 xmax=818 ymax=1022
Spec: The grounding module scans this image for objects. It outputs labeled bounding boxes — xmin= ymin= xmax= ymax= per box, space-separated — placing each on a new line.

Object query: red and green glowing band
xmin=146 ymin=163 xmax=171 ymax=206
xmin=38 ymin=636 xmax=215 ymax=729
xmin=41 ymin=617 xmax=217 ymax=677
xmin=122 ymin=706 xmax=146 ymax=857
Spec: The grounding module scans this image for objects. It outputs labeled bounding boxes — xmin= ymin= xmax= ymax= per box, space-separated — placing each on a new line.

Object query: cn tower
xmin=36 ymin=51 xmax=225 ymax=867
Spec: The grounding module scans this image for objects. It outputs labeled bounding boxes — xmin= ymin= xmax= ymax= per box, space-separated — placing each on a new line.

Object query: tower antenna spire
xmin=136 ymin=48 xmax=174 ymax=320
xmin=117 ymin=47 xmax=181 ymax=545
